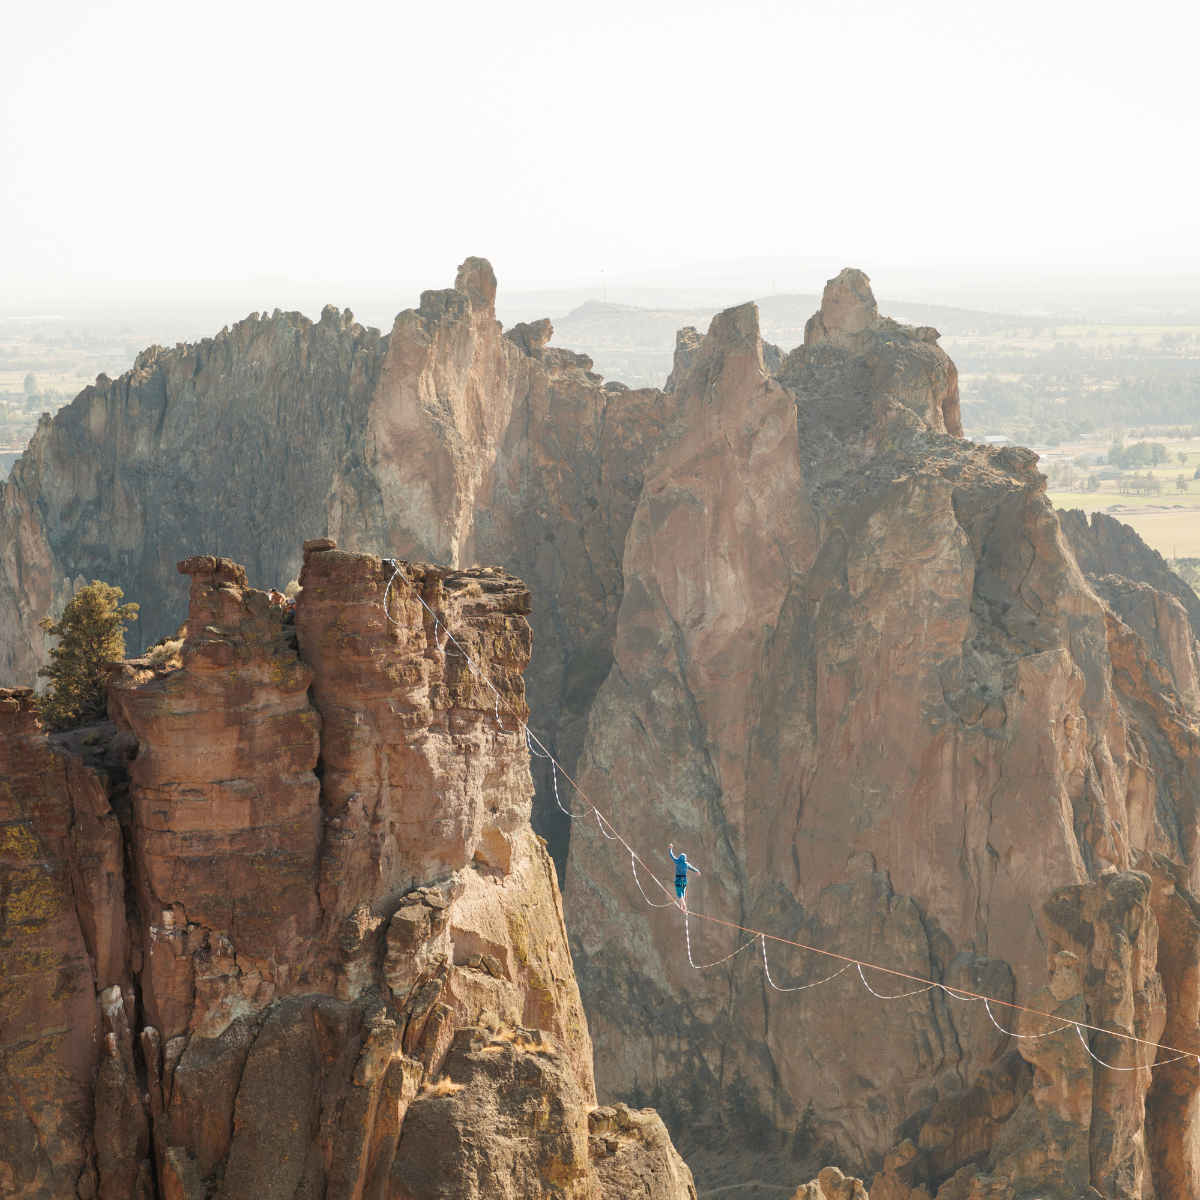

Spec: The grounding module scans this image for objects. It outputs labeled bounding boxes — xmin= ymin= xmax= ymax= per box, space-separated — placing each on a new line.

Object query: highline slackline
xmin=380 ymin=559 xmax=1200 ymax=1075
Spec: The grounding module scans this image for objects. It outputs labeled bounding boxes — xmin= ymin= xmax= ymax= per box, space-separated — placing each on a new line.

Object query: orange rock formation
xmin=4 ymin=258 xmax=1200 ymax=1197
xmin=1 ymin=547 xmax=694 ymax=1198
xmin=562 ymin=271 xmax=1200 ymax=1196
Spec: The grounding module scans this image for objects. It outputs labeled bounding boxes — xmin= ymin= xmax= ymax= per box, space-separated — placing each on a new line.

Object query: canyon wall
xmin=0 ymin=258 xmax=658 ymax=874
xmin=561 ymin=273 xmax=1200 ymax=1195
xmin=4 ymin=259 xmax=1200 ymax=1196
xmin=1 ymin=546 xmax=693 ymax=1198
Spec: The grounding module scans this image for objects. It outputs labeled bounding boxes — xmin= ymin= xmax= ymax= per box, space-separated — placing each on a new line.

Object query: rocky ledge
xmin=0 ymin=544 xmax=694 ymax=1199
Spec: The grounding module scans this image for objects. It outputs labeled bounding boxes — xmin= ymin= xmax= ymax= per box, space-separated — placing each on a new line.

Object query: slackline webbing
xmin=379 ymin=560 xmax=1200 ymax=1073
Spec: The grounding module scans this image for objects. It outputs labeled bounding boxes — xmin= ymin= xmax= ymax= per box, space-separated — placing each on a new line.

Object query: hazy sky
xmin=5 ymin=0 xmax=1199 ymax=296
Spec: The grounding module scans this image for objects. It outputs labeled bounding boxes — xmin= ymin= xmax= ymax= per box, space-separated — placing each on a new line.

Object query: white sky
xmin=4 ymin=0 xmax=1199 ymax=296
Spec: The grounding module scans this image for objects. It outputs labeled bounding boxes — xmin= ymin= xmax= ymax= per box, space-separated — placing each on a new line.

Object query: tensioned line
xmin=380 ymin=559 xmax=1200 ymax=1072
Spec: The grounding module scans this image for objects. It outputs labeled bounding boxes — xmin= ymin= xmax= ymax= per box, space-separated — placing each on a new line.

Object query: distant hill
xmin=538 ymin=295 xmax=1036 ymax=389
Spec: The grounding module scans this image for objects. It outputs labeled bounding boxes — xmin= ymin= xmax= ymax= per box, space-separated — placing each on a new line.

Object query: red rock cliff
xmin=5 ymin=259 xmax=1200 ymax=1197
xmin=563 ymin=272 xmax=1200 ymax=1196
xmin=1 ymin=546 xmax=695 ymax=1199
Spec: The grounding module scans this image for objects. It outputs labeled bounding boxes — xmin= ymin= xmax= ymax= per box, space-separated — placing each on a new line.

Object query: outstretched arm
xmin=687 ymin=861 xmax=701 ymax=875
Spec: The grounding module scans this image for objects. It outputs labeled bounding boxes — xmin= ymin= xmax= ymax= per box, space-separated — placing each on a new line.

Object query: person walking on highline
xmin=668 ymin=844 xmax=700 ymax=912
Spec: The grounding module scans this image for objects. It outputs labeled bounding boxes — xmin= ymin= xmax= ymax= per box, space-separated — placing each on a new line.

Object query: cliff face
xmin=563 ymin=272 xmax=1200 ymax=1194
xmin=0 ymin=687 xmax=132 ymax=1196
xmin=0 ymin=257 xmax=659 ymax=877
xmin=0 ymin=307 xmax=384 ymax=686
xmin=1 ymin=547 xmax=694 ymax=1199
xmin=5 ymin=259 xmax=1200 ymax=1197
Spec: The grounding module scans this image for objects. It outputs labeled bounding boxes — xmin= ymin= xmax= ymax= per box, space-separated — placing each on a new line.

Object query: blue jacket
xmin=669 ymin=849 xmax=700 ymax=879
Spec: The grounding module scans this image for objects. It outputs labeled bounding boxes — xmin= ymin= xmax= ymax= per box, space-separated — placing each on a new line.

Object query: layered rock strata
xmin=1 ymin=547 xmax=694 ymax=1199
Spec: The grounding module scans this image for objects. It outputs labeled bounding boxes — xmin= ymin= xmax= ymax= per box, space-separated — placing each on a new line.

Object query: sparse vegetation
xmin=649 ymin=1079 xmax=687 ymax=1140
xmin=144 ymin=637 xmax=184 ymax=668
xmin=1171 ymin=558 xmax=1200 ymax=592
xmin=480 ymin=1029 xmax=556 ymax=1056
xmin=419 ymin=1075 xmax=464 ymax=1097
xmin=790 ymin=1098 xmax=817 ymax=1161
xmin=36 ymin=581 xmax=138 ymax=729
xmin=724 ymin=1067 xmax=775 ymax=1151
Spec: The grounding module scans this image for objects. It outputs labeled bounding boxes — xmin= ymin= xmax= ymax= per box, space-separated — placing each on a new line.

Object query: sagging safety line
xmin=1073 ymin=1023 xmax=1192 ymax=1071
xmin=684 ymin=911 xmax=757 ymax=970
xmin=631 ymin=850 xmax=676 ymax=909
xmin=761 ymin=937 xmax=851 ymax=993
xmin=379 ymin=558 xmax=1200 ymax=1074
xmin=857 ymin=963 xmax=936 ymax=1000
xmin=677 ymin=906 xmax=1200 ymax=1073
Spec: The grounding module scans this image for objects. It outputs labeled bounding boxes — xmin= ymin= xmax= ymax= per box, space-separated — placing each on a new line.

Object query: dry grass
xmin=144 ymin=637 xmax=183 ymax=668
xmin=420 ymin=1075 xmax=464 ymax=1096
xmin=481 ymin=1029 xmax=556 ymax=1056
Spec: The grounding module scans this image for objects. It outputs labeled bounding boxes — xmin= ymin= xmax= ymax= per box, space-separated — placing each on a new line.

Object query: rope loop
xmin=684 ymin=910 xmax=755 ymax=970
xmin=761 ymin=936 xmax=852 ymax=993
xmin=857 ymin=963 xmax=936 ymax=1000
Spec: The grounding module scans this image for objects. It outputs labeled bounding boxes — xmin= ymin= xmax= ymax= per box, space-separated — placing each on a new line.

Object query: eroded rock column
xmin=0 ymin=688 xmax=133 ymax=1199
xmin=110 ymin=554 xmax=324 ymax=1042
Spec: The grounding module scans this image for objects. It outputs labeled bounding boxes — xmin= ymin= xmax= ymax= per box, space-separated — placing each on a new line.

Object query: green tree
xmin=790 ymin=1098 xmax=817 ymax=1161
xmin=1178 ymin=451 xmax=1190 ymax=466
xmin=23 ymin=372 xmax=38 ymax=395
xmin=1178 ymin=475 xmax=1189 ymax=493
xmin=649 ymin=1079 xmax=686 ymax=1139
xmin=1151 ymin=443 xmax=1168 ymax=465
xmin=1087 ymin=474 xmax=1100 ymax=492
xmin=724 ymin=1067 xmax=751 ymax=1129
xmin=37 ymin=582 xmax=138 ymax=729
xmin=723 ymin=1067 xmax=774 ymax=1150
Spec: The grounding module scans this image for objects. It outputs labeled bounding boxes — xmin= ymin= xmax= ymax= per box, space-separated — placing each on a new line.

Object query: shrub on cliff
xmin=37 ymin=581 xmax=138 ymax=729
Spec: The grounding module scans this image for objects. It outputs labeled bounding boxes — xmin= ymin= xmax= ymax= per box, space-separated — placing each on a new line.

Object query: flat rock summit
xmin=4 ymin=260 xmax=1200 ymax=1199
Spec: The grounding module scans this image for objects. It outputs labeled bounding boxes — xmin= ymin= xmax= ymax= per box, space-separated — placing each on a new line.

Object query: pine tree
xmin=37 ymin=581 xmax=138 ymax=729
xmin=790 ymin=1098 xmax=817 ymax=1160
